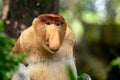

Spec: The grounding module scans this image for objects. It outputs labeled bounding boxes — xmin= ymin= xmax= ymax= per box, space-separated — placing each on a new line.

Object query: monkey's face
xmin=33 ymin=14 xmax=67 ymax=53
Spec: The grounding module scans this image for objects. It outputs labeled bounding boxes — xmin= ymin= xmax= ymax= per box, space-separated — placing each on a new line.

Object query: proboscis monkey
xmin=11 ymin=14 xmax=77 ymax=80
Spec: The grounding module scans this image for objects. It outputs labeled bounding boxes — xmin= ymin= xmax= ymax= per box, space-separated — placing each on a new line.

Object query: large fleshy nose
xmin=48 ymin=30 xmax=60 ymax=51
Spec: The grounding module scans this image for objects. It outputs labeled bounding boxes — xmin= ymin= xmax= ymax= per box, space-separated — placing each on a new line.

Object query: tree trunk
xmin=2 ymin=0 xmax=59 ymax=39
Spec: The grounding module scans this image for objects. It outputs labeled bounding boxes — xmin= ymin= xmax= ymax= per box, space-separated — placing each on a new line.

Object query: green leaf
xmin=111 ymin=57 xmax=120 ymax=66
xmin=0 ymin=20 xmax=25 ymax=80
xmin=67 ymin=66 xmax=76 ymax=80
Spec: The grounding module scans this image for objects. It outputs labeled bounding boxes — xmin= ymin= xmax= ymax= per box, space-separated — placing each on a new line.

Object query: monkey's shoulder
xmin=19 ymin=26 xmax=36 ymax=52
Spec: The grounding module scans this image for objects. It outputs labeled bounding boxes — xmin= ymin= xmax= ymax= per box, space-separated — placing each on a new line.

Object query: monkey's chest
xmin=26 ymin=60 xmax=76 ymax=80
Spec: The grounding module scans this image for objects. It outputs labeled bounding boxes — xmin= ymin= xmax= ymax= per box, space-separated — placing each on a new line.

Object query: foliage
xmin=68 ymin=66 xmax=91 ymax=80
xmin=110 ymin=50 xmax=120 ymax=69
xmin=67 ymin=66 xmax=76 ymax=80
xmin=0 ymin=20 xmax=25 ymax=80
xmin=60 ymin=0 xmax=120 ymax=79
xmin=111 ymin=57 xmax=120 ymax=68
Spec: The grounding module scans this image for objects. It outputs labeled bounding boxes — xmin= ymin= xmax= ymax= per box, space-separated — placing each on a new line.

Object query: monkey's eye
xmin=46 ymin=22 xmax=51 ymax=25
xmin=56 ymin=22 xmax=62 ymax=27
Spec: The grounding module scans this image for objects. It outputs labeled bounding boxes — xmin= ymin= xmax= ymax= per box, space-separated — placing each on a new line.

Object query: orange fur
xmin=11 ymin=14 xmax=77 ymax=80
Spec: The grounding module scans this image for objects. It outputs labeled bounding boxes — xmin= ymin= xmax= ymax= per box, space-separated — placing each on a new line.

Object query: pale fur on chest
xmin=26 ymin=55 xmax=77 ymax=80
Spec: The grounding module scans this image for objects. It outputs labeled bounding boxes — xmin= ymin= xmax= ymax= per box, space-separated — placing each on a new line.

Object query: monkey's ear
xmin=10 ymin=38 xmax=22 ymax=55
xmin=32 ymin=18 xmax=40 ymax=25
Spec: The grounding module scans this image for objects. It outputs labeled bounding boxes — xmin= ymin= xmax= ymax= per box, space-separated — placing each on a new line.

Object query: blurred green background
xmin=0 ymin=0 xmax=120 ymax=80
xmin=61 ymin=0 xmax=120 ymax=80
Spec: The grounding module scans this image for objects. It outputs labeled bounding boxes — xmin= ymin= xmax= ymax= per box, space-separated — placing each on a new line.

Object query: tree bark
xmin=2 ymin=0 xmax=59 ymax=39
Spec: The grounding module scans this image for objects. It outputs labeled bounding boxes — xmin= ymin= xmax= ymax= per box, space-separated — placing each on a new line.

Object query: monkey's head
xmin=32 ymin=14 xmax=67 ymax=54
